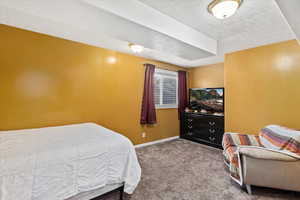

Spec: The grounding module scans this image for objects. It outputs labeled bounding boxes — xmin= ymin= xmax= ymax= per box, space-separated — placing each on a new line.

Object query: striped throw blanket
xmin=222 ymin=132 xmax=262 ymax=184
xmin=259 ymin=125 xmax=300 ymax=158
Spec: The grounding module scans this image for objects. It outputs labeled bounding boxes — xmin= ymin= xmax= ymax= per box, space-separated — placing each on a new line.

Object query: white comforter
xmin=0 ymin=123 xmax=141 ymax=200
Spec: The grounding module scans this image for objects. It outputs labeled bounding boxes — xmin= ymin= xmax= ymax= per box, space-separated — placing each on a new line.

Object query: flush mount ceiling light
xmin=208 ymin=0 xmax=243 ymax=19
xmin=129 ymin=43 xmax=144 ymax=53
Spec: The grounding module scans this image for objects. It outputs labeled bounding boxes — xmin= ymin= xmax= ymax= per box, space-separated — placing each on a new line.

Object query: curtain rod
xmin=142 ymin=62 xmax=188 ymax=72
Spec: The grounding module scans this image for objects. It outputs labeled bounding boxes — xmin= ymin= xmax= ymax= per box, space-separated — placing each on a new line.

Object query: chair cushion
xmin=259 ymin=125 xmax=300 ymax=157
xmin=238 ymin=146 xmax=299 ymax=161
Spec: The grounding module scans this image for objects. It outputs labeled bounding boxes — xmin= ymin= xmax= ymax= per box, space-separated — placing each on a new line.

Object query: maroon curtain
xmin=178 ymin=71 xmax=188 ymax=120
xmin=140 ymin=64 xmax=157 ymax=125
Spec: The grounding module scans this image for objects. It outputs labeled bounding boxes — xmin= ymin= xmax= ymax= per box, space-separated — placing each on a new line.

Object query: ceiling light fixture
xmin=208 ymin=0 xmax=243 ymax=19
xmin=129 ymin=43 xmax=144 ymax=53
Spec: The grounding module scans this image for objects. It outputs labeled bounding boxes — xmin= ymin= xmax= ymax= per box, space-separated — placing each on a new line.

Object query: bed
xmin=0 ymin=123 xmax=141 ymax=200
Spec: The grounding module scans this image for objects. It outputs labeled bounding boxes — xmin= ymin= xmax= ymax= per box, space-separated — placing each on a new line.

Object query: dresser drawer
xmin=186 ymin=117 xmax=223 ymax=130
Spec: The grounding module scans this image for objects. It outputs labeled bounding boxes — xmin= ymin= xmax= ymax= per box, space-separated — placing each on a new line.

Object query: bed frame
xmin=67 ymin=183 xmax=124 ymax=200
xmin=91 ymin=185 xmax=124 ymax=200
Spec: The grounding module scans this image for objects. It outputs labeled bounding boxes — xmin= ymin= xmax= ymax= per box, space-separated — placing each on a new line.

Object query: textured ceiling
xmin=138 ymin=0 xmax=293 ymax=40
xmin=138 ymin=0 xmax=297 ymax=66
xmin=275 ymin=0 xmax=300 ymax=44
xmin=0 ymin=0 xmax=298 ymax=67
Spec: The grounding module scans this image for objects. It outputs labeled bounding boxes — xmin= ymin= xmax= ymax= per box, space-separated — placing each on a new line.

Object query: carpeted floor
xmin=97 ymin=139 xmax=300 ymax=200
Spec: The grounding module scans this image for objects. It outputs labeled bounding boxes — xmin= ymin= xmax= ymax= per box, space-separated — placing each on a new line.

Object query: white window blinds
xmin=154 ymin=68 xmax=178 ymax=109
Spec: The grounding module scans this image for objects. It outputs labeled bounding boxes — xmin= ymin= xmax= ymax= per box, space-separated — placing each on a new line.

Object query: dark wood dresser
xmin=180 ymin=112 xmax=224 ymax=149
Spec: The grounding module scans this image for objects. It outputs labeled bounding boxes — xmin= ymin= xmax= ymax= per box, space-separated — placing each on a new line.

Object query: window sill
xmin=156 ymin=107 xmax=178 ymax=110
xmin=155 ymin=105 xmax=178 ymax=110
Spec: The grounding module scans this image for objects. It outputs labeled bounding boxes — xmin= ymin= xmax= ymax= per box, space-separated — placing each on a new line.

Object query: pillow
xmin=259 ymin=125 xmax=300 ymax=157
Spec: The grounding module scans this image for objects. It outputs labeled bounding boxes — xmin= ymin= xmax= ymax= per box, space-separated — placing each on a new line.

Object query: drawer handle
xmin=209 ymin=129 xmax=215 ymax=133
xmin=188 ymin=119 xmax=193 ymax=122
xmin=209 ymin=136 xmax=216 ymax=141
xmin=187 ymin=132 xmax=193 ymax=136
xmin=188 ymin=125 xmax=193 ymax=129
xmin=209 ymin=122 xmax=215 ymax=126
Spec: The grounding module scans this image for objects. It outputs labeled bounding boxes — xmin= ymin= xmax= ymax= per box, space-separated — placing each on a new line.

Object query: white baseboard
xmin=135 ymin=136 xmax=179 ymax=148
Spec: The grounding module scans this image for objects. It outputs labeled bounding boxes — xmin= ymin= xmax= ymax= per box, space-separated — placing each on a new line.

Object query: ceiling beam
xmin=83 ymin=0 xmax=217 ymax=55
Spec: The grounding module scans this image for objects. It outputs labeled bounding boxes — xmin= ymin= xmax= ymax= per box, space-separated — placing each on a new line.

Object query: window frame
xmin=154 ymin=68 xmax=178 ymax=109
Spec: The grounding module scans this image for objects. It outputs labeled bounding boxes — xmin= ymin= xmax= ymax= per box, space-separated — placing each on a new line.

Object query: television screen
xmin=189 ymin=88 xmax=224 ymax=113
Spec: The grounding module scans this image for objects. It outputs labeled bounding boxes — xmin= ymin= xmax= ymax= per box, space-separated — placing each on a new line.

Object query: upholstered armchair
xmin=238 ymin=146 xmax=300 ymax=194
xmin=222 ymin=125 xmax=300 ymax=194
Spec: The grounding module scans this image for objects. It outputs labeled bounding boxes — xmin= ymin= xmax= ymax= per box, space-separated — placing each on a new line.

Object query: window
xmin=154 ymin=68 xmax=178 ymax=109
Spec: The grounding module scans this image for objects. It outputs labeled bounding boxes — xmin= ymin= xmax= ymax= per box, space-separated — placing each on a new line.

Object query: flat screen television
xmin=189 ymin=88 xmax=224 ymax=113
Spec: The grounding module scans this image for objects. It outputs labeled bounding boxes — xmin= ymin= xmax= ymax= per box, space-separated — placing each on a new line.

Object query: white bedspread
xmin=0 ymin=123 xmax=141 ymax=200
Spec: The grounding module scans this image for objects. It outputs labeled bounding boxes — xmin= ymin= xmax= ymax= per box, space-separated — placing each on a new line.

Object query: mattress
xmin=0 ymin=123 xmax=141 ymax=200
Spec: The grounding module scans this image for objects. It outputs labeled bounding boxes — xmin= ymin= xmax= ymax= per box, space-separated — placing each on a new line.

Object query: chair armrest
xmin=238 ymin=146 xmax=299 ymax=162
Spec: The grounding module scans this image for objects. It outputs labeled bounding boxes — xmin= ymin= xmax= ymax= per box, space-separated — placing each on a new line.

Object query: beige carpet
xmin=96 ymin=139 xmax=300 ymax=200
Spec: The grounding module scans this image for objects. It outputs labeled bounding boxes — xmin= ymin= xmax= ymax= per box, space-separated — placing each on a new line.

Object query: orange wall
xmin=189 ymin=63 xmax=224 ymax=88
xmin=225 ymin=40 xmax=300 ymax=134
xmin=0 ymin=24 xmax=186 ymax=145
